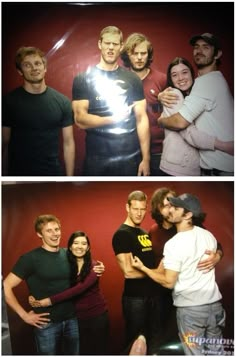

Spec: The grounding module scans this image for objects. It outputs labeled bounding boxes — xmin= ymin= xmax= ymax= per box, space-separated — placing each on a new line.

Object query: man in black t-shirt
xmin=72 ymin=26 xmax=150 ymax=176
xmin=2 ymin=46 xmax=75 ymax=176
xmin=112 ymin=190 xmax=161 ymax=354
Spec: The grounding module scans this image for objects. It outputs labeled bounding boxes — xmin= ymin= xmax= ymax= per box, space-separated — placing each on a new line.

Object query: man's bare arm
xmin=197 ymin=250 xmax=222 ymax=272
xmin=72 ymin=100 xmax=134 ymax=129
xmin=133 ymin=99 xmax=150 ymax=176
xmin=3 ymin=272 xmax=50 ymax=327
xmin=116 ymin=253 xmax=147 ymax=278
xmin=72 ymin=99 xmax=115 ymax=129
xmin=131 ymin=255 xmax=178 ymax=288
xmin=62 ymin=125 xmax=75 ymax=176
xmin=158 ymin=112 xmax=190 ymax=130
xmin=158 ymin=87 xmax=179 ymax=108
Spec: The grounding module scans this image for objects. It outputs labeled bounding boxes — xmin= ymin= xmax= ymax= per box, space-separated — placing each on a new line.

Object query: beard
xmin=165 ymin=215 xmax=175 ymax=223
xmin=130 ymin=63 xmax=147 ymax=72
xmin=194 ymin=55 xmax=215 ymax=69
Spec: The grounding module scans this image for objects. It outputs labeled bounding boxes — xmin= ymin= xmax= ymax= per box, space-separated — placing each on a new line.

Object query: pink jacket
xmin=160 ymin=89 xmax=215 ymax=176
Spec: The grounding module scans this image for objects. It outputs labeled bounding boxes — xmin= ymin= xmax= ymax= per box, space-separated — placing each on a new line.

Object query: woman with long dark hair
xmin=159 ymin=57 xmax=229 ymax=176
xmin=29 ymin=231 xmax=110 ymax=355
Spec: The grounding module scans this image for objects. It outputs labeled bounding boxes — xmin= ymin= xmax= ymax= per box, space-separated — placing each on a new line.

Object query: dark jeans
xmin=150 ymin=153 xmax=170 ymax=176
xmin=34 ymin=318 xmax=79 ymax=355
xmin=201 ymin=168 xmax=234 ymax=176
xmin=79 ymin=311 xmax=110 ymax=355
xmin=122 ymin=295 xmax=162 ymax=355
xmin=83 ymin=154 xmax=141 ymax=176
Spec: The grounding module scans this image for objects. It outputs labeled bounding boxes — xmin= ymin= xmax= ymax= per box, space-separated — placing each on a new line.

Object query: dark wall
xmin=2 ymin=2 xmax=234 ymax=174
xmin=2 ymin=181 xmax=234 ymax=354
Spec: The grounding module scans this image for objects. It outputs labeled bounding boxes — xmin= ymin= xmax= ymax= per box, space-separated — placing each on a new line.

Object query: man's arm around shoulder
xmin=158 ymin=112 xmax=190 ymax=130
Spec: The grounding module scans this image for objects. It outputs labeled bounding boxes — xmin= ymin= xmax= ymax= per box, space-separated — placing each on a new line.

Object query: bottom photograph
xmin=2 ymin=181 xmax=234 ymax=356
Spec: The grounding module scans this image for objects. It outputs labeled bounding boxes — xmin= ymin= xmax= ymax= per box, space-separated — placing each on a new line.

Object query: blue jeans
xmin=122 ymin=295 xmax=162 ymax=355
xmin=34 ymin=318 xmax=79 ymax=355
xmin=176 ymin=301 xmax=226 ymax=355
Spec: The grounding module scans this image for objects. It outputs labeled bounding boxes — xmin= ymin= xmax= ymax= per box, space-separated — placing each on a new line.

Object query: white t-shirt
xmin=179 ymin=71 xmax=234 ymax=171
xmin=163 ymin=225 xmax=222 ymax=307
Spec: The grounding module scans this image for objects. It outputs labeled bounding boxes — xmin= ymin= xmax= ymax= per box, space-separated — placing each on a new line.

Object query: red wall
xmin=2 ymin=2 xmax=234 ymax=175
xmin=2 ymin=181 xmax=234 ymax=354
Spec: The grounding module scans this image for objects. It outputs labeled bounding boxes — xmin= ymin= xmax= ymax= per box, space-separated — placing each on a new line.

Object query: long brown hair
xmin=166 ymin=57 xmax=195 ymax=96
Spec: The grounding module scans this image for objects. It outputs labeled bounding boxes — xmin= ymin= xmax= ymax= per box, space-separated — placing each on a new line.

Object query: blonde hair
xmin=99 ymin=26 xmax=123 ymax=43
xmin=121 ymin=33 xmax=153 ymax=67
xmin=127 ymin=190 xmax=147 ymax=206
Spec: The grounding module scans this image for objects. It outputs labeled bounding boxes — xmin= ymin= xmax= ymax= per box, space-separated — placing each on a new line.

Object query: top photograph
xmin=2 ymin=2 xmax=234 ymax=177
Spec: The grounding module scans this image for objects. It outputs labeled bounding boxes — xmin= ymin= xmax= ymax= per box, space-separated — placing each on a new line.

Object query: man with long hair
xmin=121 ymin=33 xmax=166 ymax=175
xmin=132 ymin=193 xmax=226 ymax=355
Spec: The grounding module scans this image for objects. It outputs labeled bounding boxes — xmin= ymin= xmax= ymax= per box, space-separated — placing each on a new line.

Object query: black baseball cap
xmin=190 ymin=33 xmax=221 ymax=51
xmin=167 ymin=193 xmax=202 ymax=217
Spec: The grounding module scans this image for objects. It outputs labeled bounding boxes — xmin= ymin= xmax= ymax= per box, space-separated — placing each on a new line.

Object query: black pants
xmin=78 ymin=311 xmax=110 ymax=355
xmin=122 ymin=292 xmax=183 ymax=355
xmin=122 ymin=295 xmax=163 ymax=355
xmin=201 ymin=168 xmax=233 ymax=176
xmin=83 ymin=154 xmax=142 ymax=176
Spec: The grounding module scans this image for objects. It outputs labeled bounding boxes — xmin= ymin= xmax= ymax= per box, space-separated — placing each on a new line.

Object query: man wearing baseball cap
xmin=167 ymin=192 xmax=204 ymax=218
xmin=131 ymin=192 xmax=226 ymax=355
xmin=189 ymin=33 xmax=221 ymax=52
xmin=158 ymin=32 xmax=234 ymax=176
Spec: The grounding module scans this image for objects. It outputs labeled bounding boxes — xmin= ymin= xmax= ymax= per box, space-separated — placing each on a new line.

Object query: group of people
xmin=3 ymin=215 xmax=109 ymax=355
xmin=112 ymin=188 xmax=225 ymax=355
xmin=4 ymin=187 xmax=226 ymax=355
xmin=2 ymin=26 xmax=234 ymax=176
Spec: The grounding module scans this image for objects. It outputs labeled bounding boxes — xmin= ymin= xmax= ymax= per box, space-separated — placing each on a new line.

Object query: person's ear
xmin=98 ymin=40 xmax=102 ymax=50
xmin=215 ymin=50 xmax=222 ymax=60
xmin=17 ymin=69 xmax=23 ymax=77
xmin=184 ymin=211 xmax=193 ymax=220
xmin=36 ymin=232 xmax=43 ymax=239
xmin=120 ymin=42 xmax=124 ymax=53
